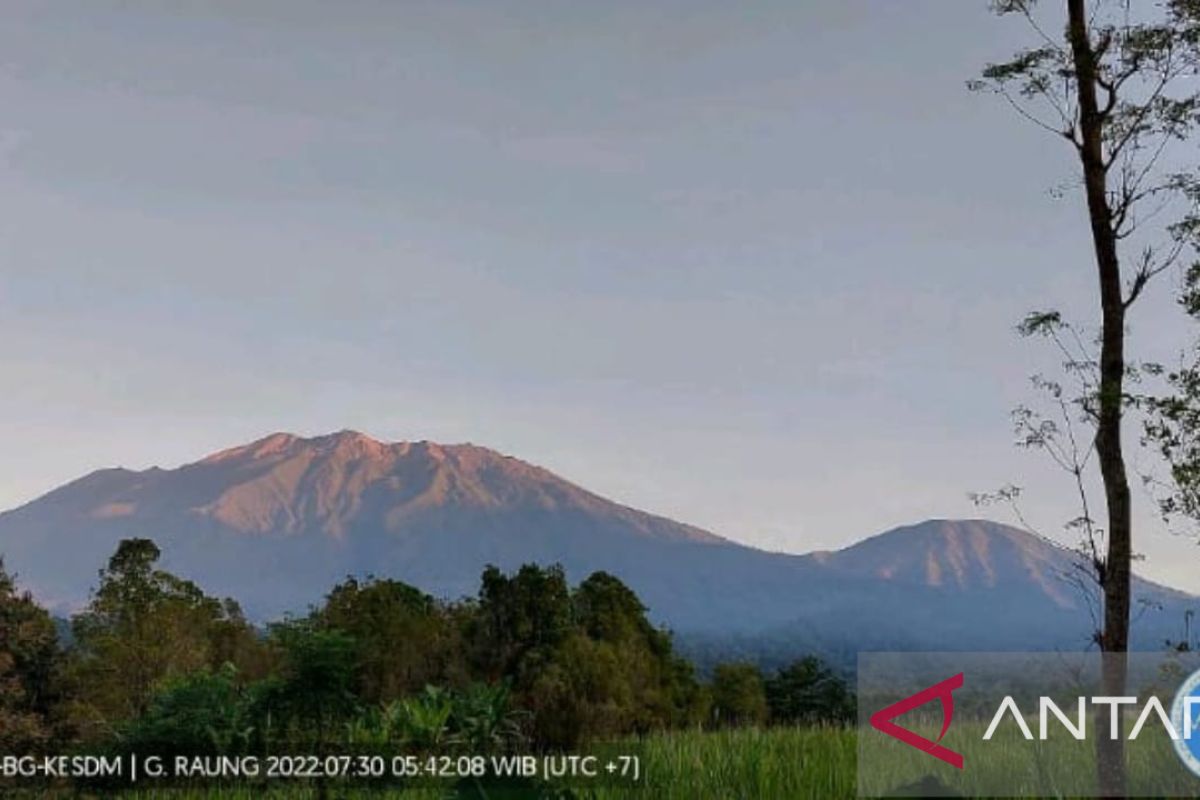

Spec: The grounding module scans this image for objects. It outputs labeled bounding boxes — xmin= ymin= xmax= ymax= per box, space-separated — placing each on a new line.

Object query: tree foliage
xmin=972 ymin=0 xmax=1200 ymax=631
xmin=314 ymin=576 xmax=463 ymax=703
xmin=0 ymin=537 xmax=847 ymax=777
xmin=710 ymin=663 xmax=768 ymax=728
xmin=765 ymin=656 xmax=854 ymax=726
xmin=471 ymin=566 xmax=703 ymax=747
xmin=975 ymin=2 xmax=1199 ymax=792
xmin=471 ymin=563 xmax=573 ymax=684
xmin=68 ymin=538 xmax=265 ymax=732
xmin=257 ymin=622 xmax=359 ymax=751
xmin=1144 ymin=263 xmax=1200 ymax=529
xmin=0 ymin=560 xmax=62 ymax=751
xmin=120 ymin=663 xmax=253 ymax=758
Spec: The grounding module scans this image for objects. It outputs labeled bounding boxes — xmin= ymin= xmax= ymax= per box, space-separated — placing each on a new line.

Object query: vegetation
xmin=765 ymin=655 xmax=855 ymax=726
xmin=5 ymin=727 xmax=857 ymax=800
xmin=20 ymin=720 xmax=1197 ymax=798
xmin=975 ymin=2 xmax=1199 ymax=793
xmin=598 ymin=727 xmax=855 ymax=800
xmin=0 ymin=539 xmax=854 ymax=796
xmin=66 ymin=539 xmax=266 ymax=737
xmin=709 ymin=662 xmax=767 ymax=728
xmin=0 ymin=559 xmax=62 ymax=751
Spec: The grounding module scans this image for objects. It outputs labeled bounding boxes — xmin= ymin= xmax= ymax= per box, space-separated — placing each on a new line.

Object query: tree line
xmin=0 ymin=538 xmax=853 ymax=765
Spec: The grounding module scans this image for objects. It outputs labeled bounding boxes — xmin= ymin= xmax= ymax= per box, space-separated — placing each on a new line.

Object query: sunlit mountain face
xmin=0 ymin=431 xmax=1192 ymax=656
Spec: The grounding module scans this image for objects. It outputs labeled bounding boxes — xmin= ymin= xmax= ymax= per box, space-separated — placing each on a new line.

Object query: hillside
xmin=0 ymin=431 xmax=1193 ymax=653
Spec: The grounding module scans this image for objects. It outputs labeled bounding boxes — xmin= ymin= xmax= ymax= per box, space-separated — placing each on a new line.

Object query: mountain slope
xmin=0 ymin=430 xmax=731 ymax=619
xmin=813 ymin=519 xmax=1085 ymax=605
xmin=0 ymin=432 xmax=1193 ymax=653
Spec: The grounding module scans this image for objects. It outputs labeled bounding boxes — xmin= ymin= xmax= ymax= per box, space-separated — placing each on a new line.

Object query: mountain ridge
xmin=30 ymin=430 xmax=725 ymax=545
xmin=0 ymin=431 xmax=1193 ymax=654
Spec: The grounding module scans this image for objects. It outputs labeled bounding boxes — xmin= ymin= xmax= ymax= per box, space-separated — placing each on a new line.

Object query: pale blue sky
xmin=2 ymin=1 xmax=1198 ymax=591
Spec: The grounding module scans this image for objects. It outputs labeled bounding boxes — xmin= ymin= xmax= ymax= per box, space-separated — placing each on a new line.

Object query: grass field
xmin=28 ymin=723 xmax=1192 ymax=799
xmin=596 ymin=726 xmax=857 ymax=800
xmin=41 ymin=727 xmax=855 ymax=799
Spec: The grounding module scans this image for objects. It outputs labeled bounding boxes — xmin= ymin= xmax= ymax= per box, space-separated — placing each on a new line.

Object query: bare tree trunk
xmin=1066 ymin=0 xmax=1132 ymax=794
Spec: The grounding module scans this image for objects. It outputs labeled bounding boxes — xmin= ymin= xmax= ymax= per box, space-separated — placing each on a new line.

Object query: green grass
xmin=33 ymin=723 xmax=1194 ymax=799
xmin=595 ymin=726 xmax=857 ymax=800
xmin=857 ymin=714 xmax=1195 ymax=799
xmin=60 ymin=727 xmax=857 ymax=799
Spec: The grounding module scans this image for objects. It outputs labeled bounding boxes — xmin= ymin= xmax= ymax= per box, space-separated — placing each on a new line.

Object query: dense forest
xmin=0 ymin=538 xmax=853 ymax=785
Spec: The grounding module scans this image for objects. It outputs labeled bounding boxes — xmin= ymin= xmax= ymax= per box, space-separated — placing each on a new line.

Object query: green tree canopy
xmin=259 ymin=622 xmax=359 ymax=751
xmin=472 ymin=563 xmax=572 ymax=683
xmin=0 ymin=560 xmax=62 ymax=751
xmin=710 ymin=663 xmax=768 ymax=729
xmin=765 ymin=656 xmax=854 ymax=726
xmin=314 ymin=575 xmax=463 ymax=702
xmin=69 ymin=538 xmax=263 ymax=731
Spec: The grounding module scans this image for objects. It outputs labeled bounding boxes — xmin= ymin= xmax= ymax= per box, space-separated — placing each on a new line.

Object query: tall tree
xmin=465 ymin=567 xmax=702 ymax=746
xmin=470 ymin=564 xmax=572 ymax=683
xmin=314 ymin=576 xmax=463 ymax=702
xmin=70 ymin=539 xmax=261 ymax=731
xmin=973 ymin=1 xmax=1199 ymax=792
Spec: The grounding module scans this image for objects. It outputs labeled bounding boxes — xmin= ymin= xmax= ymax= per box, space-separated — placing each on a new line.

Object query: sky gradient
xmin=3 ymin=1 xmax=1199 ymax=592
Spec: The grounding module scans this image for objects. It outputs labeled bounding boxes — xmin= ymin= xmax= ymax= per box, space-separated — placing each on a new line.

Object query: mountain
xmin=813 ymin=519 xmax=1084 ymax=605
xmin=0 ymin=431 xmax=1194 ymax=655
xmin=794 ymin=519 xmax=1192 ymax=650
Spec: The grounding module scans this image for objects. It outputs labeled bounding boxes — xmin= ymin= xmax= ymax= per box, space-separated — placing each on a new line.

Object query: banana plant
xmin=396 ymin=685 xmax=455 ymax=751
xmin=452 ymin=682 xmax=528 ymax=754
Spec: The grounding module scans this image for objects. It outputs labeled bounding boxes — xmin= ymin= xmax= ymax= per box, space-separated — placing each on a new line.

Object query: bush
xmin=120 ymin=664 xmax=252 ymax=757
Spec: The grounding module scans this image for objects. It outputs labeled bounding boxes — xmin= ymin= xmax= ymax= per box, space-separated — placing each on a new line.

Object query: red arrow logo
xmin=869 ymin=673 xmax=964 ymax=769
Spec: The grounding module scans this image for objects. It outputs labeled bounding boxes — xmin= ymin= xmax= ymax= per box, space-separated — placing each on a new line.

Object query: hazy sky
xmin=3 ymin=1 xmax=1199 ymax=591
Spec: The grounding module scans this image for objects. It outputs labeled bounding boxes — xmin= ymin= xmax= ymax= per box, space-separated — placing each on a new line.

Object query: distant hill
xmin=0 ymin=431 xmax=1193 ymax=656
